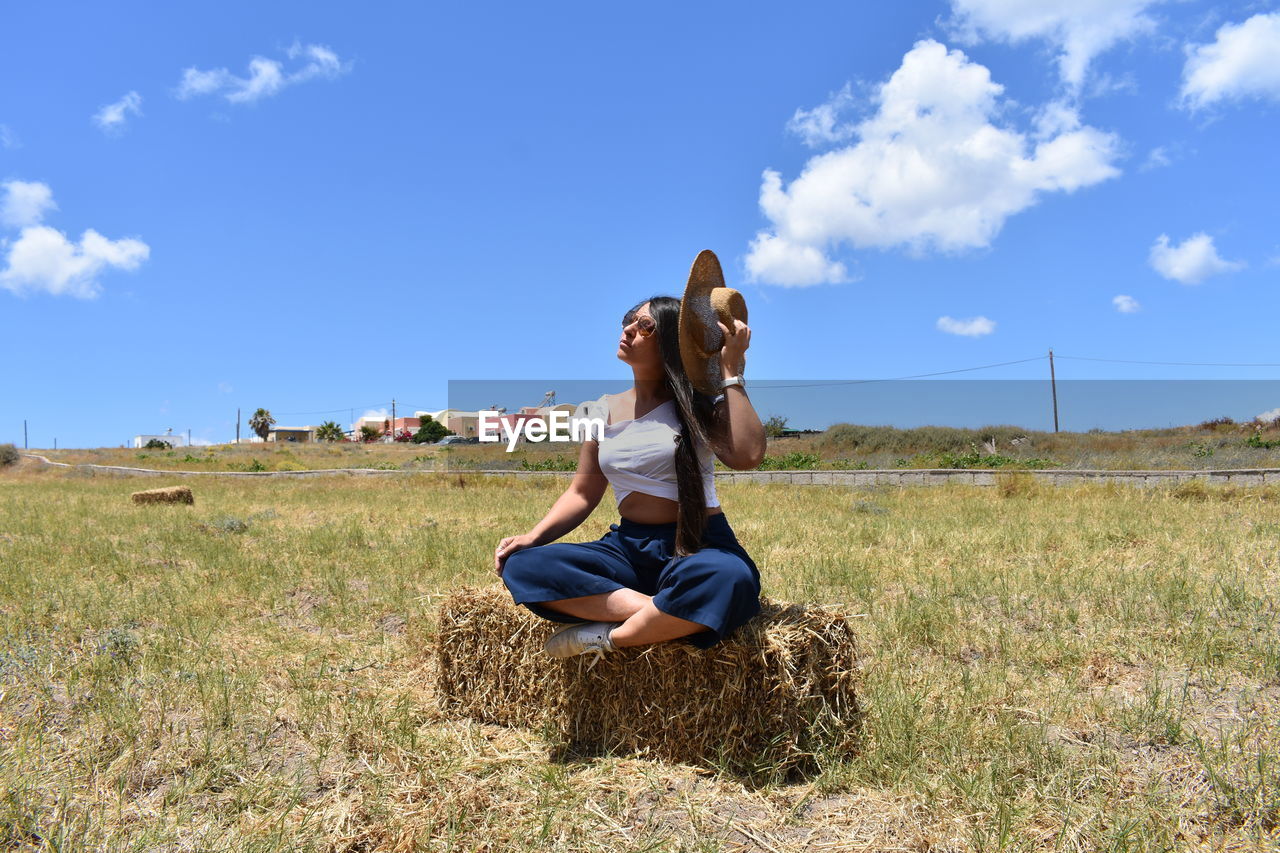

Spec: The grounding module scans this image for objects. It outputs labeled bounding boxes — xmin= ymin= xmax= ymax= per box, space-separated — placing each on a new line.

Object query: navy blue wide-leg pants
xmin=500 ymin=513 xmax=760 ymax=649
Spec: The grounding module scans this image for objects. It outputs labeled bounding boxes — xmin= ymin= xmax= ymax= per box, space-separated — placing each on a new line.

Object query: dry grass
xmin=0 ymin=466 xmax=1277 ymax=849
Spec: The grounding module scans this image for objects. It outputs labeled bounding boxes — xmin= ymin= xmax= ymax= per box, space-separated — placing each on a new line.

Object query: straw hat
xmin=679 ymin=249 xmax=748 ymax=395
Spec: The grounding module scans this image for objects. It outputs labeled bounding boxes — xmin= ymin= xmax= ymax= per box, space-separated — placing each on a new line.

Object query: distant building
xmin=268 ymin=426 xmax=317 ymax=443
xmin=133 ymin=431 xmax=186 ymax=448
xmin=416 ymin=409 xmax=479 ymax=438
xmin=353 ymin=416 xmax=391 ymax=437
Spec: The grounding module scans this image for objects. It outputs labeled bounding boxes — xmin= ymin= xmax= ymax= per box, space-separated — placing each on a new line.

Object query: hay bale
xmin=435 ymin=586 xmax=861 ymax=775
xmin=130 ymin=486 xmax=194 ymax=505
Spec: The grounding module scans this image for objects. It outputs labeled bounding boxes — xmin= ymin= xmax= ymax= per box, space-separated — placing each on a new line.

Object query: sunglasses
xmin=621 ymin=314 xmax=657 ymax=337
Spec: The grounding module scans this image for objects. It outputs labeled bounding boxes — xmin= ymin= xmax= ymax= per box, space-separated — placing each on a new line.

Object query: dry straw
xmin=130 ymin=486 xmax=194 ymax=505
xmin=435 ymin=586 xmax=862 ymax=777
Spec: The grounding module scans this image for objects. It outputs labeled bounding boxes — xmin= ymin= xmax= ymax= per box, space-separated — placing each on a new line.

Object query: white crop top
xmin=573 ymin=393 xmax=720 ymax=509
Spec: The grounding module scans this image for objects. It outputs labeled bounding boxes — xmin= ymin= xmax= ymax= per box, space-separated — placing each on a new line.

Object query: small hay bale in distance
xmin=130 ymin=486 xmax=194 ymax=505
xmin=435 ymin=586 xmax=861 ymax=776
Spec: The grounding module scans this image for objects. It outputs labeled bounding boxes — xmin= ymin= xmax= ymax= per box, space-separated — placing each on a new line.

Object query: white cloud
xmin=93 ymin=91 xmax=143 ymax=132
xmin=2 ymin=183 xmax=148 ymax=299
xmin=1 ymin=180 xmax=57 ymax=228
xmin=1148 ymin=232 xmax=1244 ymax=284
xmin=744 ymin=230 xmax=850 ymax=287
xmin=177 ymin=43 xmax=349 ymax=105
xmin=217 ymin=382 xmax=234 ymax=394
xmin=0 ymin=124 xmax=18 ymax=149
xmin=286 ymin=42 xmax=344 ymax=81
xmin=190 ymin=437 xmax=216 ymax=446
xmin=1181 ymin=13 xmax=1280 ymax=110
xmin=746 ymin=40 xmax=1121 ymax=286
xmin=360 ymin=408 xmax=389 ymax=421
xmin=1140 ymin=146 xmax=1172 ymax=171
xmin=177 ymin=67 xmax=230 ymax=99
xmin=937 ymin=315 xmax=996 ymax=336
xmin=787 ymin=83 xmax=859 ymax=148
xmin=1258 ymin=407 xmax=1280 ymax=423
xmin=0 ymin=225 xmax=149 ymax=298
xmin=1112 ymin=294 xmax=1140 ymax=313
xmin=946 ymin=0 xmax=1164 ymax=92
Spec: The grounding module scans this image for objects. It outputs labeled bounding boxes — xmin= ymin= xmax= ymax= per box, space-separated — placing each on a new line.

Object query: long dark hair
xmin=624 ymin=295 xmax=717 ymax=556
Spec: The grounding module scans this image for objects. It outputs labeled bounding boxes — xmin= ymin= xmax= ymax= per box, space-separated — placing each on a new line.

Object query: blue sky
xmin=2 ymin=1 xmax=1278 ymax=447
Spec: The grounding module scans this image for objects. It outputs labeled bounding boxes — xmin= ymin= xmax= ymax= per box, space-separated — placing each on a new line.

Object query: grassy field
xmin=1 ymin=460 xmax=1278 ymax=850
xmin=26 ymin=416 xmax=1280 ymax=474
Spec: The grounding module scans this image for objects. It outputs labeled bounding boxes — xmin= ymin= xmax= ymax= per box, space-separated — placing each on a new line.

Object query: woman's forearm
xmin=528 ymin=488 xmax=597 ymax=545
xmin=717 ymin=370 xmax=767 ymax=470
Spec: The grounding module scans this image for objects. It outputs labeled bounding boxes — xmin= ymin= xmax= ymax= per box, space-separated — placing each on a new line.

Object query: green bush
xmin=762 ymin=415 xmax=789 ymax=438
xmin=144 ymin=439 xmax=172 ymax=450
xmin=519 ymin=457 xmax=577 ymax=471
xmin=757 ymin=452 xmax=821 ymax=470
xmin=413 ymin=416 xmax=451 ymax=444
xmin=0 ymin=443 xmax=18 ymax=467
xmin=1246 ymin=433 xmax=1280 ymax=450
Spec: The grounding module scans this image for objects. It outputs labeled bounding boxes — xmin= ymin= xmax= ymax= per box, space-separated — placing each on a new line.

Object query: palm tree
xmin=315 ymin=420 xmax=345 ymax=442
xmin=248 ymin=408 xmax=276 ymax=441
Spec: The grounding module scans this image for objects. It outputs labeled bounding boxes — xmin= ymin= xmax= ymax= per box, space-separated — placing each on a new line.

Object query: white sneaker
xmin=544 ymin=621 xmax=618 ymax=667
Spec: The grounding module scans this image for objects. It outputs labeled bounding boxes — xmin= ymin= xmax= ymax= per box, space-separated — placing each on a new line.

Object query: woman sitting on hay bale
xmin=495 ymin=250 xmax=767 ymax=662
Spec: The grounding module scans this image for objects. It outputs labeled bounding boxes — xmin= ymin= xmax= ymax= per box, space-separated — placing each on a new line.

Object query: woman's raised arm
xmin=709 ymin=319 xmax=766 ymax=471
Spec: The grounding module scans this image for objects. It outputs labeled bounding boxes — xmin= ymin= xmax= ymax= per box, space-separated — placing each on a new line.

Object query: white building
xmin=133 ymin=431 xmax=186 ymax=448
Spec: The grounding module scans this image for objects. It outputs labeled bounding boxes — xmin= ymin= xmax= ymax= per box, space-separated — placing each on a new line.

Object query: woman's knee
xmin=677 ymin=550 xmax=759 ymax=594
xmin=499 ymin=546 xmax=541 ymax=591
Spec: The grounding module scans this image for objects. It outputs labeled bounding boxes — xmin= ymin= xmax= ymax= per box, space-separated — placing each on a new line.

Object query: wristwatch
xmin=720 ymin=375 xmax=746 ymax=391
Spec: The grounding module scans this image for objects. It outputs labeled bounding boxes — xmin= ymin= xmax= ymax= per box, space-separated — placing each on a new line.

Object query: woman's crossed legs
xmin=536 ymin=589 xmax=705 ymax=647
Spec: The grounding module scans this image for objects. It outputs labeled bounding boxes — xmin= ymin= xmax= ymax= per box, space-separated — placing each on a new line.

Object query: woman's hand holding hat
xmin=717 ymin=319 xmax=750 ymax=378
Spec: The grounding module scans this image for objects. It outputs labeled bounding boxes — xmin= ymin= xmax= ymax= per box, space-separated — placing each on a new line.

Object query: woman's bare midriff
xmin=618 ymin=491 xmax=724 ymax=524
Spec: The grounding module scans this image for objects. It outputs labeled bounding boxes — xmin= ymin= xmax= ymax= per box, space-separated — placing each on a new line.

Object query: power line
xmin=273 ymin=403 xmax=391 ymax=417
xmin=751 ymin=356 xmax=1049 ymax=389
xmin=1056 ymin=355 xmax=1280 ymax=368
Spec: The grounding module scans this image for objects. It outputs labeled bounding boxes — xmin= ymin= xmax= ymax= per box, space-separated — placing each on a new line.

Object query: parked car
xmin=436 ymin=435 xmax=478 ymax=445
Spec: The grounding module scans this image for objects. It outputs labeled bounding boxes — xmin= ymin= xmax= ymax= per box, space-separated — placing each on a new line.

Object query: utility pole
xmin=236 ymin=408 xmax=241 ymax=444
xmin=391 ymin=398 xmax=396 ymax=439
xmin=187 ymin=428 xmax=191 ymax=447
xmin=1049 ymin=349 xmax=1059 ymax=433
xmin=23 ymin=420 xmax=27 ymax=450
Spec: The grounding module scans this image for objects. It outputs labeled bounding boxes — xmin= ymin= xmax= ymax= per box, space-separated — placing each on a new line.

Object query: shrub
xmin=413 ymin=416 xmax=451 ymax=444
xmin=207 ymin=515 xmax=250 ymax=533
xmin=933 ymin=446 xmax=1056 ymax=469
xmin=393 ymin=429 xmax=414 ymax=443
xmin=763 ymin=415 xmax=789 ymax=438
xmin=144 ymin=439 xmax=172 ymax=450
xmin=1246 ymin=433 xmax=1280 ymax=449
xmin=1198 ymin=416 xmax=1236 ymax=430
xmin=519 ymin=457 xmax=577 ymax=471
xmin=758 ymin=452 xmax=821 ymax=470
xmin=0 ymin=443 xmax=18 ymax=467
xmin=360 ymin=425 xmax=382 ymax=443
